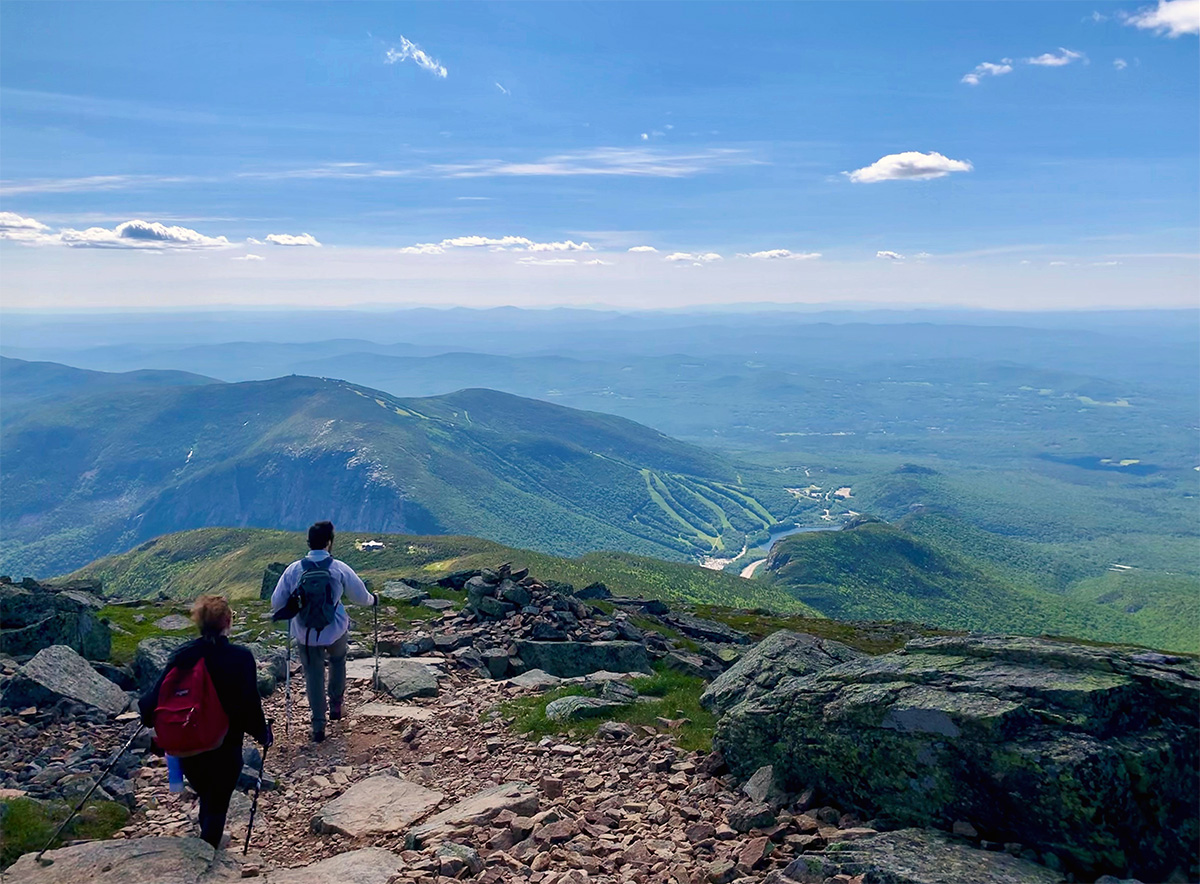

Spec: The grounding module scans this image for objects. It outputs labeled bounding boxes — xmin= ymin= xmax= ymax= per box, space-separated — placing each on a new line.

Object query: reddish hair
xmin=191 ymin=595 xmax=232 ymax=637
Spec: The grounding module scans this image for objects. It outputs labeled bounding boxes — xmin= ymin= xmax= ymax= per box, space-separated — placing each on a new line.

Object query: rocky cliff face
xmin=715 ymin=635 xmax=1200 ymax=882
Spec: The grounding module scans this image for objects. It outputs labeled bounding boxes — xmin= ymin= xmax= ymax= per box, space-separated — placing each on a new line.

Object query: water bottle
xmin=166 ymin=754 xmax=184 ymax=793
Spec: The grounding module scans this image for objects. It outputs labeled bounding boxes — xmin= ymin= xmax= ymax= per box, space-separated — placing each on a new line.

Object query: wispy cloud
xmin=233 ymin=253 xmax=265 ymax=261
xmin=1122 ymin=0 xmax=1199 ymax=36
xmin=265 ymin=232 xmax=322 ymax=247
xmin=384 ymin=36 xmax=448 ymax=78
xmin=1 ymin=148 xmax=755 ymax=196
xmin=628 ymin=245 xmax=658 ymax=252
xmin=1114 ymin=57 xmax=1130 ymax=69
xmin=495 ymin=82 xmax=510 ymax=95
xmin=846 ymin=151 xmax=973 ymax=183
xmin=516 ymin=256 xmax=578 ymax=266
xmin=431 ymin=147 xmax=755 ymax=179
xmin=398 ymin=235 xmax=594 ymax=256
xmin=1026 ymin=47 xmax=1086 ymax=66
xmin=961 ymin=59 xmax=1014 ymax=85
xmin=737 ymin=249 xmax=822 ymax=260
xmin=665 ymin=251 xmax=722 ymax=263
xmin=876 ymin=250 xmax=906 ymax=261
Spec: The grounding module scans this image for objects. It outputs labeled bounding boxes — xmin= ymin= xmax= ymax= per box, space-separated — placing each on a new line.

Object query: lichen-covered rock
xmin=515 ymin=640 xmax=651 ymax=678
xmin=0 ymin=583 xmax=111 ymax=661
xmin=700 ymin=629 xmax=864 ymax=715
xmin=1 ymin=644 xmax=129 ymax=715
xmin=716 ymin=635 xmax=1200 ymax=882
xmin=780 ymin=828 xmax=1062 ymax=884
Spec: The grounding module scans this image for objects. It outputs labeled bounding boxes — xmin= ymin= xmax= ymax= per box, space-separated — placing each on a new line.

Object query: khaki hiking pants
xmin=298 ymin=632 xmax=348 ymax=735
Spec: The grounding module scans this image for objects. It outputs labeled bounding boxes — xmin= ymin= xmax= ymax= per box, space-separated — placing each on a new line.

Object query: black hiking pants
xmin=180 ymin=741 xmax=242 ymax=848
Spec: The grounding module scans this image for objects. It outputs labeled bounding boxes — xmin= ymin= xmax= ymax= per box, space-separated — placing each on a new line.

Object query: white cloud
xmin=398 ymin=243 xmax=446 ymax=255
xmin=914 ymin=251 xmax=932 ymax=260
xmin=1114 ymin=57 xmax=1130 ymax=68
xmin=1123 ymin=0 xmax=1199 ymax=35
xmin=0 ymin=211 xmax=57 ymax=243
xmin=876 ymin=250 xmax=906 ymax=261
xmin=233 ymin=253 xmax=265 ymax=261
xmin=584 ymin=258 xmax=612 ymax=265
xmin=384 ymin=36 xmax=448 ymax=78
xmin=737 ymin=249 xmax=822 ymax=260
xmin=265 ymin=233 xmax=322 ymax=247
xmin=1089 ymin=10 xmax=1110 ymax=21
xmin=628 ymin=245 xmax=658 ymax=253
xmin=60 ymin=219 xmax=231 ymax=250
xmin=1026 ymin=48 xmax=1086 ymax=66
xmin=1049 ymin=260 xmax=1069 ymax=265
xmin=961 ymin=59 xmax=1014 ymax=85
xmin=640 ymin=133 xmax=649 ymax=141
xmin=1092 ymin=260 xmax=1122 ymax=266
xmin=846 ymin=151 xmax=973 ymax=183
xmin=665 ymin=251 xmax=722 ymax=263
xmin=495 ymin=82 xmax=510 ymax=95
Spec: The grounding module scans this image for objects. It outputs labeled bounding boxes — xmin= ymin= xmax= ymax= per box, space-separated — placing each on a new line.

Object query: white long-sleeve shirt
xmin=270 ymin=549 xmax=374 ymax=646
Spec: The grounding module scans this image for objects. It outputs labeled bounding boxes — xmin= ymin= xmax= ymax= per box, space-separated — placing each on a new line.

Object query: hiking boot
xmin=312 ymin=727 xmax=325 ymax=743
xmin=330 ymin=702 xmax=343 ymax=722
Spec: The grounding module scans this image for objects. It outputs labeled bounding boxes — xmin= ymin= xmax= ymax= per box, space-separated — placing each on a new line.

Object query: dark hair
xmin=192 ymin=595 xmax=232 ymax=637
xmin=307 ymin=520 xmax=335 ymax=550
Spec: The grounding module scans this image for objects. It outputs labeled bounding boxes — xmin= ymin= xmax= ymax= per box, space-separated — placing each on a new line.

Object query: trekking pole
xmin=284 ymin=626 xmax=292 ymax=740
xmin=373 ymin=595 xmax=380 ymax=691
xmin=35 ymin=723 xmax=145 ymax=866
xmin=242 ymin=725 xmax=271 ymax=856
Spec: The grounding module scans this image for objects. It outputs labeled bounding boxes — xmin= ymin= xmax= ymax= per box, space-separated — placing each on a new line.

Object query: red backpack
xmin=153 ymin=657 xmax=230 ymax=757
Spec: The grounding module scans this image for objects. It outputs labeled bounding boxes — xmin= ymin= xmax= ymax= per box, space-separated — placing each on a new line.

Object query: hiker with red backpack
xmin=138 ymin=595 xmax=272 ymax=849
xmin=271 ymin=520 xmax=378 ymax=743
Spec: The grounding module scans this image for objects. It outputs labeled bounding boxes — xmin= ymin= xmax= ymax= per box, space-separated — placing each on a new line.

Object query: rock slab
xmin=5 ymin=836 xmax=243 ymax=883
xmin=717 ymin=634 xmax=1200 ymax=882
xmin=1 ymin=644 xmax=129 ymax=715
xmin=311 ymin=774 xmax=444 ymax=837
xmin=373 ymin=659 xmax=440 ymax=700
xmin=0 ymin=582 xmax=111 ymax=661
xmin=515 ymin=640 xmax=651 ymax=679
xmin=264 ymin=848 xmax=405 ymax=884
xmin=779 ymin=829 xmax=1062 ymax=884
xmin=409 ymin=782 xmax=539 ymax=844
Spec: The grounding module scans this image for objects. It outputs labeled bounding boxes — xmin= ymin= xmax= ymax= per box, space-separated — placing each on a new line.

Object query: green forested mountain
xmin=0 ymin=361 xmax=796 ymax=577
xmin=763 ymin=519 xmax=1196 ymax=652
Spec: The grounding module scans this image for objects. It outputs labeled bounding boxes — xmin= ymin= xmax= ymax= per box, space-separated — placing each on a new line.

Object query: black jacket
xmin=138 ymin=635 xmax=269 ymax=752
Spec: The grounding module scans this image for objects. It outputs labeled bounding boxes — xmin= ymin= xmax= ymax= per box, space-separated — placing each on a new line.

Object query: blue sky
xmin=1 ymin=1 xmax=1197 ymax=310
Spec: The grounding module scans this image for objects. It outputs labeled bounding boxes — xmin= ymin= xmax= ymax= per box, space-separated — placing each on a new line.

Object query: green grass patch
xmin=98 ymin=603 xmax=192 ymax=664
xmin=0 ymin=798 xmax=129 ymax=869
xmin=498 ymin=664 xmax=717 ymax=753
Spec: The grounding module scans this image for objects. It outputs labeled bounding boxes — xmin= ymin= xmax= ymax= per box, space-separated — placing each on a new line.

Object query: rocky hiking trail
xmin=2 ymin=568 xmax=1198 ymax=884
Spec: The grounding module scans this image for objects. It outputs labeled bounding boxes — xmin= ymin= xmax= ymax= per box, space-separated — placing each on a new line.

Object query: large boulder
xmin=716 ymin=635 xmax=1200 ymax=882
xmin=515 ymin=640 xmax=651 ymax=679
xmin=5 ymin=836 xmax=243 ymax=883
xmin=545 ymin=695 xmax=626 ymax=722
xmin=701 ymin=630 xmax=864 ymax=715
xmin=373 ymin=659 xmax=439 ymax=700
xmin=779 ymin=829 xmax=1061 ymax=884
xmin=260 ymin=562 xmax=288 ymax=600
xmin=132 ymin=635 xmax=188 ymax=690
xmin=0 ymin=583 xmax=111 ymax=661
xmin=1 ymin=645 xmax=129 ymax=715
xmin=311 ymin=775 xmax=443 ymax=837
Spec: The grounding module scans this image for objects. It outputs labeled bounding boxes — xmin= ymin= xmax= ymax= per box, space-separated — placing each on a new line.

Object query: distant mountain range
xmin=0 ymin=357 xmax=795 ymax=578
